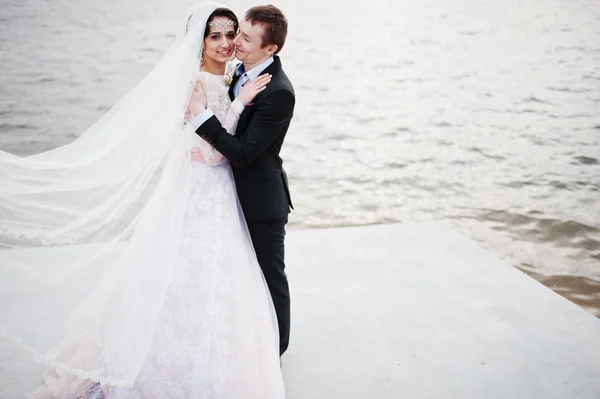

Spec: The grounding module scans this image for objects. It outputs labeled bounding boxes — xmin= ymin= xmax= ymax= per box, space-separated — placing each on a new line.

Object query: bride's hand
xmin=237 ymin=74 xmax=271 ymax=106
xmin=188 ymin=80 xmax=207 ymax=116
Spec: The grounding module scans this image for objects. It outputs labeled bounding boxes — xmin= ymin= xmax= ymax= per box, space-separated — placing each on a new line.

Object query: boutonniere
xmin=224 ymin=59 xmax=237 ymax=86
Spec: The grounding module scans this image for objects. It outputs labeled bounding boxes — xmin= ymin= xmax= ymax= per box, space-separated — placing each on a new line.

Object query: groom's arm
xmin=194 ymin=90 xmax=295 ymax=168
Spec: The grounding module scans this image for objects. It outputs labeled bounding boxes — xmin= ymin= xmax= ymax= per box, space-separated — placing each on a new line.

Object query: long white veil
xmin=0 ymin=1 xmax=225 ymax=389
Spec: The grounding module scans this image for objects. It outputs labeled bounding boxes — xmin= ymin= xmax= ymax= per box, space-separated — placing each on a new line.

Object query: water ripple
xmin=0 ymin=0 xmax=599 ymax=316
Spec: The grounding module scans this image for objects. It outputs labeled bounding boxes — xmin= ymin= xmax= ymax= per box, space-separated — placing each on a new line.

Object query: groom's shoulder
xmin=265 ymin=56 xmax=292 ymax=94
xmin=272 ymin=66 xmax=294 ymax=97
xmin=278 ymin=71 xmax=294 ymax=96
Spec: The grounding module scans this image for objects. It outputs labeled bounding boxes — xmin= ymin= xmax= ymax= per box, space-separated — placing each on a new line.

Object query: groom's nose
xmin=233 ymin=34 xmax=241 ymax=46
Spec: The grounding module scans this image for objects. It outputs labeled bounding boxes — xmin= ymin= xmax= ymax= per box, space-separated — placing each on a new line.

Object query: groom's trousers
xmin=246 ymin=216 xmax=290 ymax=356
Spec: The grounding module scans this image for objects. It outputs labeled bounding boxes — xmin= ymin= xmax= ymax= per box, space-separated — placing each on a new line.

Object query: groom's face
xmin=233 ymin=19 xmax=275 ymax=66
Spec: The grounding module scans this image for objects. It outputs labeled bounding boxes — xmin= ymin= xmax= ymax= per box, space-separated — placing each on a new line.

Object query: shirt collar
xmin=236 ymin=56 xmax=274 ymax=80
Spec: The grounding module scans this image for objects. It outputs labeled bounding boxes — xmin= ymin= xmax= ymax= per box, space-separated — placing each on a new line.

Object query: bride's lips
xmin=217 ymin=49 xmax=232 ymax=56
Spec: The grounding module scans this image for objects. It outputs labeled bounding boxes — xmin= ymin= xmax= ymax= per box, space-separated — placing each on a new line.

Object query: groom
xmin=188 ymin=5 xmax=295 ymax=356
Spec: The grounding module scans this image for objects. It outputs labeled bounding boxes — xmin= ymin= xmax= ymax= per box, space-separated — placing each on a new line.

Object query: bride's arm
xmin=221 ymin=74 xmax=272 ymax=133
xmin=189 ymin=74 xmax=223 ymax=165
xmin=220 ymin=99 xmax=245 ymax=134
xmin=189 ymin=74 xmax=234 ymax=165
xmin=194 ymin=88 xmax=294 ymax=168
xmin=191 ymin=139 xmax=224 ymax=165
xmin=191 ymin=97 xmax=243 ymax=165
xmin=190 ymin=74 xmax=271 ymax=164
xmin=191 ymin=99 xmax=241 ymax=164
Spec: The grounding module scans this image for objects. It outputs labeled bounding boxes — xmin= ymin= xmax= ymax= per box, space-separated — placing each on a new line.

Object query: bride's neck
xmin=200 ymin=57 xmax=226 ymax=75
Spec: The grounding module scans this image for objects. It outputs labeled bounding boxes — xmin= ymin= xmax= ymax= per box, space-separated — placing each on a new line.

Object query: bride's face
xmin=203 ymin=17 xmax=236 ymax=64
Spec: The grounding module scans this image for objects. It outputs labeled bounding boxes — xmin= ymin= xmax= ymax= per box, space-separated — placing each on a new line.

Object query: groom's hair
xmin=245 ymin=5 xmax=288 ymax=55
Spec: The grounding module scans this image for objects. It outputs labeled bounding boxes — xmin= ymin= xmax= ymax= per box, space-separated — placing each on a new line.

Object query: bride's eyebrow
xmin=210 ymin=30 xmax=235 ymax=36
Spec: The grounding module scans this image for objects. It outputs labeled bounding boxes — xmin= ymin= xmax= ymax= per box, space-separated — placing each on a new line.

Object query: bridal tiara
xmin=208 ymin=20 xmax=236 ymax=32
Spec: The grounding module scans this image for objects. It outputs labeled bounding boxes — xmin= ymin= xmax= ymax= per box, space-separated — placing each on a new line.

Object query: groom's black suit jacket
xmin=195 ymin=56 xmax=295 ymax=221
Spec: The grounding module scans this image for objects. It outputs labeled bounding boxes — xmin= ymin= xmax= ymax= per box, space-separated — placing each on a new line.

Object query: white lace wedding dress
xmin=26 ymin=72 xmax=285 ymax=399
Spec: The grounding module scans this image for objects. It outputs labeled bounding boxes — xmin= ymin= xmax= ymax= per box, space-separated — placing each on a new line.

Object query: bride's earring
xmin=199 ymin=45 xmax=205 ymax=67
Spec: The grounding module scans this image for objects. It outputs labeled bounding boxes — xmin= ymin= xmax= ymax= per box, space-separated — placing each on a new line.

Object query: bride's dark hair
xmin=204 ymin=8 xmax=239 ymax=38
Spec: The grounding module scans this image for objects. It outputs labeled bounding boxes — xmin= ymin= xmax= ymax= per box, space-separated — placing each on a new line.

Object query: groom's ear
xmin=265 ymin=43 xmax=278 ymax=56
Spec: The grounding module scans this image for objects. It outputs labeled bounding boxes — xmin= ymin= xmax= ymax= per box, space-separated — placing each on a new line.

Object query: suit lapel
xmin=229 ymin=57 xmax=283 ymax=101
xmin=231 ymin=57 xmax=284 ymax=133
xmin=228 ymin=72 xmax=240 ymax=102
xmin=242 ymin=57 xmax=282 ymax=105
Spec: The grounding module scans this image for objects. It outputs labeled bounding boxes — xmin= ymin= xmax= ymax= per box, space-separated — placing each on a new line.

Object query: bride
xmin=0 ymin=2 xmax=284 ymax=398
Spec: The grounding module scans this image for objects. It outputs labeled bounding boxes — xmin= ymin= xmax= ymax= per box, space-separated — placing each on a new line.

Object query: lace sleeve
xmin=194 ymin=133 xmax=225 ymax=166
xmin=221 ymin=99 xmax=244 ymax=135
xmin=191 ymin=73 xmax=244 ymax=165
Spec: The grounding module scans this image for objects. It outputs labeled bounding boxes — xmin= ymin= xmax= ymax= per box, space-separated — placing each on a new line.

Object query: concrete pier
xmin=1 ymin=222 xmax=599 ymax=398
xmin=282 ymin=222 xmax=600 ymax=399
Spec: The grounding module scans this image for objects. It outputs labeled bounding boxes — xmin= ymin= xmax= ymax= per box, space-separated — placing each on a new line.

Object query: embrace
xmin=0 ymin=2 xmax=295 ymax=398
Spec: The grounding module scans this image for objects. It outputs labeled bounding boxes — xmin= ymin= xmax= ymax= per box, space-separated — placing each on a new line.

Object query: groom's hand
xmin=188 ymin=80 xmax=207 ymax=116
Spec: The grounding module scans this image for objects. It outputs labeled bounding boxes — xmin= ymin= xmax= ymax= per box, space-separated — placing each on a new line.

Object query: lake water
xmin=1 ymin=0 xmax=599 ymax=315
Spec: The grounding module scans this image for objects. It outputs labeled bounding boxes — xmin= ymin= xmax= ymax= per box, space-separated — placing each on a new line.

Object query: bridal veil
xmin=0 ymin=1 xmax=226 ymax=389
